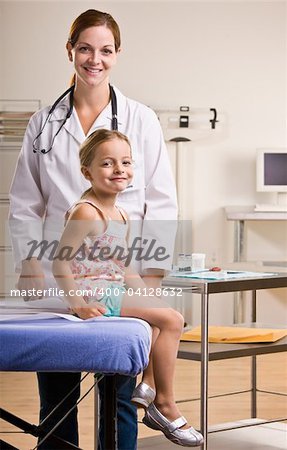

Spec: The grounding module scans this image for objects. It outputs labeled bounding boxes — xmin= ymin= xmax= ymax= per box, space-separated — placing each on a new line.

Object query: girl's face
xmin=68 ymin=25 xmax=119 ymax=88
xmin=82 ymin=138 xmax=133 ymax=196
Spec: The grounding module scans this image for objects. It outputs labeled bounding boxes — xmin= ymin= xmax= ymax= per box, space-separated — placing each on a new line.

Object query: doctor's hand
xmin=72 ymin=301 xmax=107 ymax=320
xmin=18 ymin=258 xmax=45 ymax=301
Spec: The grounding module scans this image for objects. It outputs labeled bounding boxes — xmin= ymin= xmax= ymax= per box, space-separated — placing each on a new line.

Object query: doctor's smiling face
xmin=67 ymin=26 xmax=119 ymax=88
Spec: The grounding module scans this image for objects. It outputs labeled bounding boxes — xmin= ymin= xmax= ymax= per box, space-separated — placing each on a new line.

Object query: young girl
xmin=52 ymin=129 xmax=203 ymax=447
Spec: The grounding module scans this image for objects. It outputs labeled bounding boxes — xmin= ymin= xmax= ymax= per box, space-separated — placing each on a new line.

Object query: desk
xmin=225 ymin=206 xmax=287 ymax=263
xmin=162 ymin=272 xmax=287 ymax=450
xmin=225 ymin=206 xmax=287 ymax=322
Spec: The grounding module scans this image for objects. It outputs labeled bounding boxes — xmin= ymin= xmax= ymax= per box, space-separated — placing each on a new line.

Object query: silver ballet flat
xmin=131 ymin=382 xmax=156 ymax=408
xmin=143 ymin=402 xmax=204 ymax=447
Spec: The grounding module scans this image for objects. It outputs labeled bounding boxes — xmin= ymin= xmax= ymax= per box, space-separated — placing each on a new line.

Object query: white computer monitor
xmin=256 ymin=148 xmax=287 ymax=209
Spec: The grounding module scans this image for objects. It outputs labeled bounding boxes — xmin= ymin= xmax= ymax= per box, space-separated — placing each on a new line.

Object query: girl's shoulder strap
xmin=115 ymin=206 xmax=128 ymax=223
xmin=65 ymin=200 xmax=106 ymax=221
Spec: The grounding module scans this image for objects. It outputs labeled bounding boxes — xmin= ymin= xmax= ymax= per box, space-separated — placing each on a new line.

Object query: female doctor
xmin=9 ymin=9 xmax=177 ymax=450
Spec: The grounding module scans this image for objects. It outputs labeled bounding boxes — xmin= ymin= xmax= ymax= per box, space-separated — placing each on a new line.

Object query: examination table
xmin=0 ymin=314 xmax=151 ymax=450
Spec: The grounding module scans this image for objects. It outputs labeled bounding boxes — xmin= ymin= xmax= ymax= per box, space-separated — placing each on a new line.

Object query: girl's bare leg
xmin=140 ymin=326 xmax=159 ymax=390
xmin=121 ymin=294 xmax=187 ymax=425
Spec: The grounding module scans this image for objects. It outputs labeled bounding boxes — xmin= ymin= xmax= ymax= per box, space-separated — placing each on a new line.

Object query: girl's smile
xmin=81 ymin=137 xmax=133 ymax=197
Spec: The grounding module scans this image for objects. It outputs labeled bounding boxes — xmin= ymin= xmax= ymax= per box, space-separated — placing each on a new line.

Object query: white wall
xmin=1 ymin=0 xmax=286 ymax=324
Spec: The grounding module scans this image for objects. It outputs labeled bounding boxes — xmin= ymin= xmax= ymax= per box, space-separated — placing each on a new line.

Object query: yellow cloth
xmin=181 ymin=326 xmax=287 ymax=343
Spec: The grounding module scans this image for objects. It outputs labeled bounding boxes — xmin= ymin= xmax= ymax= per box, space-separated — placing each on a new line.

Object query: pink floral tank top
xmin=68 ymin=200 xmax=128 ymax=301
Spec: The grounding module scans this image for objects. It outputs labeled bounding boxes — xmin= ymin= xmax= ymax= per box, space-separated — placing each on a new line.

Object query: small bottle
xmin=177 ymin=253 xmax=186 ymax=271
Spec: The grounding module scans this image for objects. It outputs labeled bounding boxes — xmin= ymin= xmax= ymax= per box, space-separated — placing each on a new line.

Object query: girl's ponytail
xmin=70 ymin=74 xmax=76 ymax=86
xmin=81 ymin=187 xmax=93 ymax=199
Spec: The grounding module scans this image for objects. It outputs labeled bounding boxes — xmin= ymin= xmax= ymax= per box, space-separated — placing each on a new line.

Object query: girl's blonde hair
xmin=79 ymin=129 xmax=132 ymax=198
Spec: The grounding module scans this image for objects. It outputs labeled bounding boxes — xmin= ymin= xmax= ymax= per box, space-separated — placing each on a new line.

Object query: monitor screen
xmin=264 ymin=153 xmax=287 ymax=186
xmin=256 ymin=148 xmax=287 ymax=193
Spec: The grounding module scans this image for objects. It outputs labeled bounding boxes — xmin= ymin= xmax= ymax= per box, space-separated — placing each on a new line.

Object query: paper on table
xmin=170 ymin=270 xmax=277 ymax=280
xmin=0 ymin=297 xmax=70 ymax=313
xmin=181 ymin=326 xmax=287 ymax=343
xmin=0 ymin=312 xmax=82 ymax=322
xmin=0 ymin=297 xmax=76 ymax=321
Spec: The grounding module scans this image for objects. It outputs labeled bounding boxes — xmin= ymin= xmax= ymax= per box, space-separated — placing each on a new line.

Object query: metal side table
xmin=163 ymin=272 xmax=287 ymax=450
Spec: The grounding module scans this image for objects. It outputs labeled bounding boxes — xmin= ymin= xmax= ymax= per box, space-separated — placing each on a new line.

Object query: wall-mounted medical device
xmin=155 ymin=106 xmax=219 ymax=142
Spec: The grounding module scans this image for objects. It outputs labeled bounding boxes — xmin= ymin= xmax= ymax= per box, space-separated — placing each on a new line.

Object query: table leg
xmin=251 ymin=289 xmax=257 ymax=323
xmin=251 ymin=290 xmax=257 ymax=418
xmin=94 ymin=382 xmax=99 ymax=450
xmin=234 ymin=219 xmax=245 ymax=263
xmin=251 ymin=356 xmax=257 ymax=418
xmin=200 ymin=286 xmax=209 ymax=450
xmin=233 ymin=292 xmax=245 ymax=324
xmin=103 ymin=376 xmax=117 ymax=450
xmin=233 ymin=220 xmax=246 ymax=323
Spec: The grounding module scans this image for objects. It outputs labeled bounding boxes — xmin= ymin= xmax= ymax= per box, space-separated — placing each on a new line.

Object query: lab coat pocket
xmin=118 ymin=177 xmax=145 ymax=216
xmin=121 ymin=184 xmax=144 ymax=204
xmin=120 ymin=161 xmax=145 ymax=200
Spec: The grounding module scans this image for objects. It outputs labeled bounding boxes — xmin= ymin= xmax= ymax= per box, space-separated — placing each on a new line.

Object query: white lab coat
xmin=9 ymin=86 xmax=177 ymax=278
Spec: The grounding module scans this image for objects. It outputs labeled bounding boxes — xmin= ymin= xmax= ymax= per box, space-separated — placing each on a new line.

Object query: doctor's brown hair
xmin=67 ymin=9 xmax=121 ymax=49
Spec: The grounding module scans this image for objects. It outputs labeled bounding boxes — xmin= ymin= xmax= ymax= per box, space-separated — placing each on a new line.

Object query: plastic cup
xmin=191 ymin=253 xmax=206 ymax=272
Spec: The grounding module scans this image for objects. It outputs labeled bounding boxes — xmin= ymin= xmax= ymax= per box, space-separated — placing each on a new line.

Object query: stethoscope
xmin=32 ymin=84 xmax=118 ymax=154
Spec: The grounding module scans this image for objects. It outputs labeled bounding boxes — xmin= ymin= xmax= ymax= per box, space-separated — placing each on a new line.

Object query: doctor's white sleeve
xmin=141 ymin=109 xmax=178 ymax=271
xmin=9 ymin=115 xmax=46 ymax=270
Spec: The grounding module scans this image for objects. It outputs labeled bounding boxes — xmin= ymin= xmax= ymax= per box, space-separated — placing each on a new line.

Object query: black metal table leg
xmin=103 ymin=376 xmax=117 ymax=450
